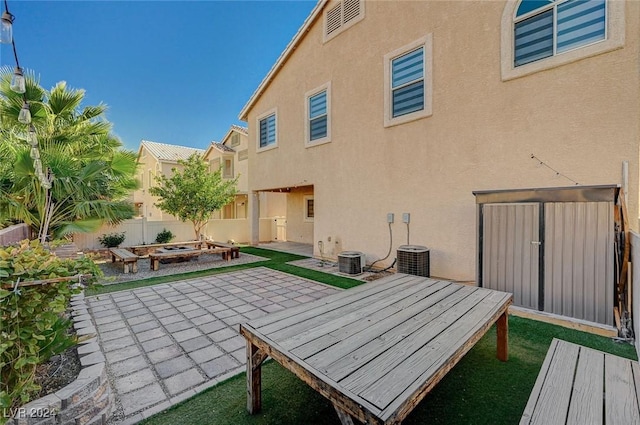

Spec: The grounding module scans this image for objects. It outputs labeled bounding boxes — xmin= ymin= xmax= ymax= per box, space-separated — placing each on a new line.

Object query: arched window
xmin=514 ymin=0 xmax=606 ymax=67
xmin=501 ymin=0 xmax=624 ymax=80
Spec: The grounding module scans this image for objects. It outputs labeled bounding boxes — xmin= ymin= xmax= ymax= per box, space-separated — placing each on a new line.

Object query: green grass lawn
xmin=85 ymin=246 xmax=637 ymax=424
xmin=142 ymin=316 xmax=636 ymax=425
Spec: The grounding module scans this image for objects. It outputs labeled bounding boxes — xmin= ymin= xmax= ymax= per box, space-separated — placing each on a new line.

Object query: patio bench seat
xmin=520 ymin=338 xmax=640 ymax=425
xmin=205 ymin=241 xmax=240 ymax=259
xmin=109 ymin=248 xmax=139 ymax=274
xmin=148 ymin=250 xmax=201 ymax=271
xmin=202 ymin=247 xmax=233 ymax=261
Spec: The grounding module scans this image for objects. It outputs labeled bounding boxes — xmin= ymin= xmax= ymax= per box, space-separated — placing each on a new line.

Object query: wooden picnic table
xmin=240 ymin=274 xmax=512 ymax=425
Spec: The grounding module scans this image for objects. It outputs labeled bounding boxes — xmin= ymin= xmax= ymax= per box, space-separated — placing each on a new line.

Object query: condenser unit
xmin=397 ymin=245 xmax=430 ymax=277
xmin=338 ymin=251 xmax=366 ymax=275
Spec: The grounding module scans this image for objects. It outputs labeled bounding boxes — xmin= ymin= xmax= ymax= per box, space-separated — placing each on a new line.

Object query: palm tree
xmin=0 ymin=67 xmax=139 ymax=240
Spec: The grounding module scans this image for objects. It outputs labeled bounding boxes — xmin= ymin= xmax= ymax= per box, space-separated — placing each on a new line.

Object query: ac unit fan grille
xmin=397 ymin=245 xmax=430 ymax=277
xmin=338 ymin=251 xmax=364 ymax=275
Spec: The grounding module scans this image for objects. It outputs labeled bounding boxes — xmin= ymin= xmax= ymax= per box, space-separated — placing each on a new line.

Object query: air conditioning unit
xmin=338 ymin=251 xmax=366 ymax=275
xmin=397 ymin=245 xmax=430 ymax=277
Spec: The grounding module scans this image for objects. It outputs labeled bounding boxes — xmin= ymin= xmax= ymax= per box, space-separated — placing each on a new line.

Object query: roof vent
xmin=338 ymin=251 xmax=366 ymax=275
xmin=397 ymin=245 xmax=430 ymax=277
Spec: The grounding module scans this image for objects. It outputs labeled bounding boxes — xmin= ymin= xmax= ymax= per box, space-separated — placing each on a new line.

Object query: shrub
xmin=155 ymin=229 xmax=175 ymax=244
xmin=97 ymin=232 xmax=126 ymax=248
xmin=0 ymin=240 xmax=102 ymax=421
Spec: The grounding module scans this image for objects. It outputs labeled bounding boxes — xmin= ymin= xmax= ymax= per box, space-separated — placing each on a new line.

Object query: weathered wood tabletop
xmin=520 ymin=338 xmax=640 ymax=425
xmin=240 ymin=274 xmax=513 ymax=425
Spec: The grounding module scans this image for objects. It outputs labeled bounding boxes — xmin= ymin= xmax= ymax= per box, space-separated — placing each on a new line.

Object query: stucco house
xmin=239 ymin=0 xmax=639 ymax=326
xmin=202 ymin=125 xmax=287 ymax=225
xmin=132 ymin=130 xmax=287 ymax=242
xmin=133 ymin=140 xmax=205 ymax=221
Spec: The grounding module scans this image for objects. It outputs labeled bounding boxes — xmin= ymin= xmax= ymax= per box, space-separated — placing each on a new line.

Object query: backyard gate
xmin=474 ymin=185 xmax=617 ymax=326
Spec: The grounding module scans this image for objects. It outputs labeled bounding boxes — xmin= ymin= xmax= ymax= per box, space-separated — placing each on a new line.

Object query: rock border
xmin=8 ymin=292 xmax=114 ymax=425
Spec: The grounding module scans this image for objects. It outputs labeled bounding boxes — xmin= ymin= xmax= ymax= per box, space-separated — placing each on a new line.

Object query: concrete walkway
xmin=85 ymin=267 xmax=338 ymax=424
xmin=257 ymin=241 xmax=313 ymax=257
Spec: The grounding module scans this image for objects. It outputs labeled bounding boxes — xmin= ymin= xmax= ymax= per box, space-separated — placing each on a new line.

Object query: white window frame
xmin=384 ymin=34 xmax=433 ymax=128
xmin=256 ymin=108 xmax=278 ymax=153
xmin=304 ymin=196 xmax=314 ymax=222
xmin=305 ymin=82 xmax=332 ymax=148
xmin=501 ymin=0 xmax=624 ymax=81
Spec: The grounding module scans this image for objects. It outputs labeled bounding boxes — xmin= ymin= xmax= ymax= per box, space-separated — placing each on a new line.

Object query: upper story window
xmin=515 ymin=0 xmax=606 ymax=67
xmin=384 ymin=35 xmax=433 ymax=128
xmin=305 ymin=82 xmax=331 ymax=147
xmin=230 ymin=133 xmax=240 ymax=147
xmin=324 ymin=0 xmax=365 ymax=42
xmin=223 ymin=157 xmax=234 ymax=178
xmin=210 ymin=158 xmax=221 ymax=172
xmin=256 ymin=108 xmax=277 ymax=152
xmin=501 ymin=0 xmax=624 ymax=80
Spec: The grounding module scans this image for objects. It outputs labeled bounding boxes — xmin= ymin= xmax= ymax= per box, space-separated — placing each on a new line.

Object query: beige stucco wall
xmin=285 ymin=188 xmax=314 ymax=244
xmin=245 ymin=0 xmax=640 ymax=280
xmin=132 ymin=147 xmax=178 ymax=221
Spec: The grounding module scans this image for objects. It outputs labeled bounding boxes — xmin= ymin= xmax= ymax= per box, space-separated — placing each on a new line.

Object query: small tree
xmin=149 ymin=154 xmax=238 ymax=240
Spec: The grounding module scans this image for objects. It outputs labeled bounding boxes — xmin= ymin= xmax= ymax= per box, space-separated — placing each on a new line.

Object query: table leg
xmin=247 ymin=341 xmax=267 ymax=414
xmin=333 ymin=403 xmax=355 ymax=425
xmin=496 ymin=311 xmax=508 ymax=362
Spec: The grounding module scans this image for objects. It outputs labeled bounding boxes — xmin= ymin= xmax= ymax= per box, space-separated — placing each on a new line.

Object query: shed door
xmin=482 ymin=203 xmax=540 ymax=310
xmin=544 ymin=202 xmax=613 ymax=325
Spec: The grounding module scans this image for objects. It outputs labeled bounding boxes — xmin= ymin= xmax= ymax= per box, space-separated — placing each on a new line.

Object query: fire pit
xmin=156 ymin=246 xmax=198 ymax=263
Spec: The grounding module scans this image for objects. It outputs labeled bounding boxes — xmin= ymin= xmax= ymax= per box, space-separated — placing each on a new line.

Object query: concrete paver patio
xmin=85 ymin=267 xmax=339 ymax=424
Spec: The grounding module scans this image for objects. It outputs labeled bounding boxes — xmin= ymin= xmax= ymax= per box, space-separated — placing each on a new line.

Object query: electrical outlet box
xmin=402 ymin=213 xmax=410 ymax=223
xmin=387 ymin=213 xmax=394 ymax=223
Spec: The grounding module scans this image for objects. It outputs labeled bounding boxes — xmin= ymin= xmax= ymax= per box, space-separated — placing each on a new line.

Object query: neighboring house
xmin=133 ymin=140 xmax=205 ymax=220
xmin=202 ymin=125 xmax=287 ymax=232
xmin=239 ymin=0 xmax=639 ymax=325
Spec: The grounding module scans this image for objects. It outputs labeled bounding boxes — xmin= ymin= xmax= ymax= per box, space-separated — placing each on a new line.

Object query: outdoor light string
xmin=530 ymin=154 xmax=579 ymax=186
xmin=2 ymin=0 xmax=51 ymax=189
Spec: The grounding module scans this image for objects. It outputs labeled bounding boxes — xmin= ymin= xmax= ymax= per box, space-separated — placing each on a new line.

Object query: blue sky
xmin=0 ymin=0 xmax=317 ymax=151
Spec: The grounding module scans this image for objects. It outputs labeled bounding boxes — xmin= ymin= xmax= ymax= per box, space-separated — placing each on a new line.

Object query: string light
xmin=10 ymin=66 xmax=24 ymax=93
xmin=3 ymin=0 xmax=51 ymax=188
xmin=530 ymin=154 xmax=579 ymax=185
xmin=0 ymin=9 xmax=12 ymax=43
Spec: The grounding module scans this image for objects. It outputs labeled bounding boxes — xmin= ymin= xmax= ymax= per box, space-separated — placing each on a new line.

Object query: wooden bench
xmin=126 ymin=240 xmax=203 ymax=256
xmin=520 ymin=338 xmax=640 ymax=424
xmin=148 ymin=250 xmax=201 ymax=271
xmin=109 ymin=248 xmax=139 ymax=274
xmin=202 ymin=247 xmax=233 ymax=262
xmin=205 ymin=241 xmax=240 ymax=259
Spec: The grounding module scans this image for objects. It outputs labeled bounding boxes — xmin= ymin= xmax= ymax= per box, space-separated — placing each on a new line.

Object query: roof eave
xmin=238 ymin=0 xmax=328 ymax=122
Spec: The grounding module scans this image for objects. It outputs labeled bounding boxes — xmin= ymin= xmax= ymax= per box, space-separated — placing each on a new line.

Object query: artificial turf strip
xmin=141 ymin=316 xmax=637 ymax=425
xmin=86 ymin=246 xmax=361 ymax=296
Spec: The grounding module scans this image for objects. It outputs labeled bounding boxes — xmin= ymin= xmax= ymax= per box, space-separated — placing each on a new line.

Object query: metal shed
xmin=473 ymin=185 xmax=619 ymax=326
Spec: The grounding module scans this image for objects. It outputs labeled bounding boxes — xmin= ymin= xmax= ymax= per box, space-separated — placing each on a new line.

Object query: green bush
xmin=0 ymin=240 xmax=102 ymax=422
xmin=97 ymin=232 xmax=126 ymax=248
xmin=155 ymin=229 xmax=175 ymax=244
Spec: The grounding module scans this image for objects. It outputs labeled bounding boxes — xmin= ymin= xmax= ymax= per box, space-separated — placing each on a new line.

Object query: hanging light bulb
xmin=27 ymin=124 xmax=38 ymax=146
xmin=10 ymin=67 xmax=25 ymax=94
xmin=0 ymin=11 xmax=12 ymax=44
xmin=18 ymin=101 xmax=31 ymax=124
